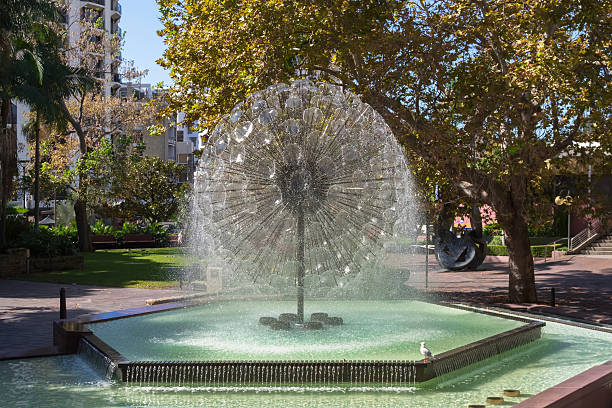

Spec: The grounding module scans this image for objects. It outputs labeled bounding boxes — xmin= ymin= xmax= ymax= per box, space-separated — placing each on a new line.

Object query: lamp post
xmin=425 ymin=210 xmax=429 ymax=289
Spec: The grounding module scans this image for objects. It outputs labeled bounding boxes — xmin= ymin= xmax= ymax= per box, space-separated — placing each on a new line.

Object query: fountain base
xmin=260 ymin=313 xmax=343 ymax=330
xmin=54 ymin=300 xmax=545 ymax=384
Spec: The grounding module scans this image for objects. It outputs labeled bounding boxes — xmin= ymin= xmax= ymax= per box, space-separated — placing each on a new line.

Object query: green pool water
xmin=87 ymin=300 xmax=524 ymax=361
xmin=1 ymin=318 xmax=611 ymax=407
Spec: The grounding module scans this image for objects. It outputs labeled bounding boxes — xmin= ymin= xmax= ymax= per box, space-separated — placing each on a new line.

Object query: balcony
xmin=81 ymin=8 xmax=104 ymax=28
xmin=111 ymin=0 xmax=122 ymax=18
xmin=81 ymin=0 xmax=104 ymax=8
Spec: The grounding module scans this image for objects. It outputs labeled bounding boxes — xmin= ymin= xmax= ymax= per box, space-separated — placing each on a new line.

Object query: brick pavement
xmin=406 ymin=254 xmax=612 ymax=325
xmin=0 ymin=280 xmax=181 ymax=359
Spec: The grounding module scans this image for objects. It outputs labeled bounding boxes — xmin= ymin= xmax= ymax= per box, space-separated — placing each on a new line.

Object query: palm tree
xmin=20 ymin=24 xmax=89 ymax=229
xmin=0 ymin=0 xmax=64 ymax=245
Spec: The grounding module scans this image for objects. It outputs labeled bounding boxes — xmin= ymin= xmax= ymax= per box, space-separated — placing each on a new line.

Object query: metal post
xmin=550 ymin=287 xmax=555 ymax=307
xmin=425 ymin=211 xmax=429 ymax=289
xmin=296 ymin=205 xmax=305 ymax=323
xmin=59 ymin=288 xmax=66 ymax=319
xmin=567 ymin=210 xmax=571 ymax=251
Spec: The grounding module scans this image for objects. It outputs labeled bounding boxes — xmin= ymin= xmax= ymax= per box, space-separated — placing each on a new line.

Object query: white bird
xmin=420 ymin=342 xmax=433 ymax=361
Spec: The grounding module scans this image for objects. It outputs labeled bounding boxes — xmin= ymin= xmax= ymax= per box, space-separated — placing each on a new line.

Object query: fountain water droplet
xmin=259 ymin=108 xmax=277 ymax=125
xmin=233 ymin=122 xmax=253 ymax=143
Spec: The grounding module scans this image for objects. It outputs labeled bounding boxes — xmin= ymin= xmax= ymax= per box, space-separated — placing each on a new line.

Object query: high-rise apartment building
xmin=66 ymin=0 xmax=123 ymax=96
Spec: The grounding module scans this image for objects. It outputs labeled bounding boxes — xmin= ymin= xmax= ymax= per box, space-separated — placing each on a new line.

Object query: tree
xmin=42 ymin=90 xmax=160 ymax=250
xmin=0 ymin=0 xmax=65 ymax=246
xmin=158 ymin=0 xmax=611 ymax=302
xmin=20 ymin=22 xmax=87 ymax=229
xmin=101 ymin=153 xmax=190 ymax=223
xmin=42 ymin=14 xmax=158 ymax=251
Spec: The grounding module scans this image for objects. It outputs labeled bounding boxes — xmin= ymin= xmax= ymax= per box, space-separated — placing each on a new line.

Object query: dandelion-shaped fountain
xmin=193 ymin=79 xmax=415 ymax=324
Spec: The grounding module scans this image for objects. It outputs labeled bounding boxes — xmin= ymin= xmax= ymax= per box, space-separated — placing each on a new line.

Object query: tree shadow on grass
xmin=14 ymin=248 xmax=184 ymax=288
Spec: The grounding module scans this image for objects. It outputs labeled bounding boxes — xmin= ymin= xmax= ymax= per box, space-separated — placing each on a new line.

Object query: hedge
xmin=486 ymin=244 xmax=562 ymax=257
xmin=487 ymin=236 xmax=564 ymax=246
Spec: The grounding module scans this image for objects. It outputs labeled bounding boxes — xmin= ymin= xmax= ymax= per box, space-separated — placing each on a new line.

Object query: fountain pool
xmin=87 ymin=300 xmax=524 ymax=362
xmin=3 ymin=315 xmax=612 ymax=407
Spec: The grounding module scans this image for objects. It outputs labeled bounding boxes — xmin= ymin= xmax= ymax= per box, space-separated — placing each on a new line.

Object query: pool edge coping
xmin=52 ymin=297 xmax=545 ymax=384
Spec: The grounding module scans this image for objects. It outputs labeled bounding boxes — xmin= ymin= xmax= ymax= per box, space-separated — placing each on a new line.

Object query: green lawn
xmin=18 ymin=248 xmax=185 ymax=289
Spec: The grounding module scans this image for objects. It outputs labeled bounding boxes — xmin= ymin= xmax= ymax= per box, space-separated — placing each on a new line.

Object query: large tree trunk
xmin=61 ymin=99 xmax=93 ymax=252
xmin=34 ymin=115 xmax=40 ymax=228
xmin=74 ymin=198 xmax=92 ymax=252
xmin=0 ymin=102 xmax=18 ymax=246
xmin=498 ymin=210 xmax=537 ymax=303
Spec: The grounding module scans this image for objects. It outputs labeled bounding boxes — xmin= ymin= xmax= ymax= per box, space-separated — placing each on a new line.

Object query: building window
xmin=178 ymin=153 xmax=189 ymax=164
xmin=176 ymin=130 xmax=184 ymax=142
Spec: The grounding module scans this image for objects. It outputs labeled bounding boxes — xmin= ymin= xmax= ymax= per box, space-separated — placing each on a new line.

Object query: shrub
xmin=5 ymin=215 xmax=33 ymax=241
xmin=91 ymin=220 xmax=115 ymax=235
xmin=483 ymin=222 xmax=502 ymax=236
xmin=14 ymin=228 xmax=77 ymax=257
xmin=486 ymin=245 xmax=508 ymax=256
xmin=147 ymin=222 xmax=170 ymax=247
xmin=531 ymin=244 xmax=562 ymax=258
xmin=6 ymin=206 xmax=28 ymax=215
xmin=527 ymin=221 xmax=557 ymax=237
xmin=486 ymin=244 xmax=561 ymax=257
xmin=487 ymin=235 xmax=504 ymax=245
xmin=112 ymin=222 xmax=170 ymax=246
xmin=50 ymin=223 xmax=78 ymax=245
xmin=113 ymin=222 xmax=142 ymax=241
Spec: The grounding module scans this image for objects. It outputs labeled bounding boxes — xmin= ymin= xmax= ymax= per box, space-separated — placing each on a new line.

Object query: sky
xmin=120 ymin=0 xmax=172 ymax=86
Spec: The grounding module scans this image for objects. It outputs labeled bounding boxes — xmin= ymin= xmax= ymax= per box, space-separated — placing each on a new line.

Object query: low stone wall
xmin=0 ymin=249 xmax=29 ymax=278
xmin=30 ymin=255 xmax=84 ymax=273
xmin=0 ymin=248 xmax=83 ymax=276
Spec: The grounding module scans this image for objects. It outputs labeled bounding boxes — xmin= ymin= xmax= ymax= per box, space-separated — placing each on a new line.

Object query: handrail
xmin=569 ymin=218 xmax=603 ymax=252
xmin=543 ymin=237 xmax=568 ymax=262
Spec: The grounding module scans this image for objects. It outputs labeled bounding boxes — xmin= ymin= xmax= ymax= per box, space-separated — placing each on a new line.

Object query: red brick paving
xmin=0 ymin=280 xmax=181 ymax=359
xmin=407 ymin=255 xmax=612 ymax=325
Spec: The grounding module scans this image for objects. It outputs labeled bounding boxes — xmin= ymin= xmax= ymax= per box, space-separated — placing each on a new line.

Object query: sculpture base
xmin=259 ymin=313 xmax=343 ymax=330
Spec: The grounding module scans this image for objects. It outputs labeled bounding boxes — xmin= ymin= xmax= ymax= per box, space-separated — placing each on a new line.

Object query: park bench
xmin=168 ymin=234 xmax=181 ymax=246
xmin=123 ymin=233 xmax=156 ymax=248
xmin=91 ymin=234 xmax=117 ymax=248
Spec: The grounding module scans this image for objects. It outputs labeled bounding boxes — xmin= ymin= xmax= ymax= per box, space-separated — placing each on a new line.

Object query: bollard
xmin=550 ymin=287 xmax=555 ymax=307
xmin=59 ymin=287 xmax=67 ymax=319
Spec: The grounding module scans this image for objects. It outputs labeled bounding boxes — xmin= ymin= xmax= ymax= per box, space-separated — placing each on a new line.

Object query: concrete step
xmin=584 ymin=250 xmax=612 ymax=255
xmin=591 ymin=243 xmax=612 ymax=248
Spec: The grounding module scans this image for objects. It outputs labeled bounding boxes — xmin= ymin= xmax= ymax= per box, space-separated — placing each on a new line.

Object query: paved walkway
xmin=407 ymin=255 xmax=612 ymax=325
xmin=1 ymin=255 xmax=610 ymax=359
xmin=0 ymin=281 xmax=181 ymax=359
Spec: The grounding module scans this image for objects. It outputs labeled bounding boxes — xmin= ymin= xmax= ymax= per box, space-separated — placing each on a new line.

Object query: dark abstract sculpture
xmin=434 ymin=205 xmax=487 ymax=271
